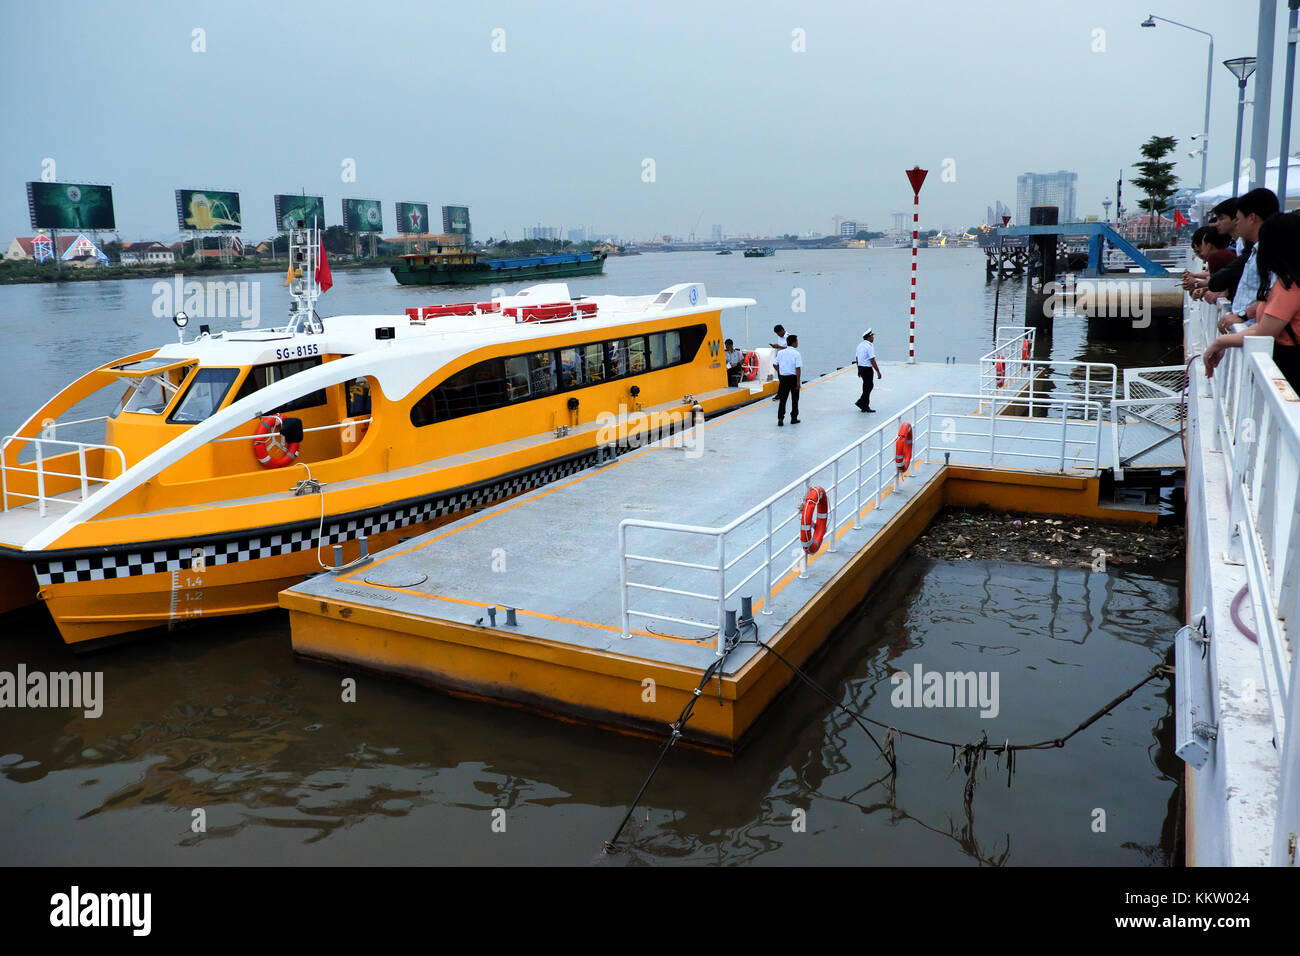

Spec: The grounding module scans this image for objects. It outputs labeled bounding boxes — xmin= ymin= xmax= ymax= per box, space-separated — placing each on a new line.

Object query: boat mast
xmin=286 ymin=217 xmax=323 ymax=334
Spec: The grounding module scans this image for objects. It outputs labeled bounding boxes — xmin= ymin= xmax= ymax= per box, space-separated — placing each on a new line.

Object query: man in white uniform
xmin=769 ymin=325 xmax=787 ymax=400
xmin=775 ymin=333 xmax=802 ymax=425
xmin=854 ymin=329 xmax=882 ymax=412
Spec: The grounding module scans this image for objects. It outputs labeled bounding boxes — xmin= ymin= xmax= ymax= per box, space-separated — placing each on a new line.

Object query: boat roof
xmin=150 ymin=282 xmax=756 ymax=389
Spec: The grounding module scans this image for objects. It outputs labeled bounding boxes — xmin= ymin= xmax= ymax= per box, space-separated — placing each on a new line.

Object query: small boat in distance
xmin=743 ymin=246 xmax=775 ymax=258
xmin=392 ymin=247 xmax=606 ymax=286
xmin=716 ymin=249 xmax=732 ymax=255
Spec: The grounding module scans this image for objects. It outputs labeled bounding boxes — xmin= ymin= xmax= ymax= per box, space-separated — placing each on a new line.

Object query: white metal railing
xmin=207 ymin=417 xmax=373 ymax=444
xmin=1186 ymin=294 xmax=1300 ymax=865
xmin=0 ymin=435 xmax=128 ymax=517
xmin=619 ymin=391 xmax=1104 ymax=656
xmin=978 ymin=339 xmax=1117 ymax=417
xmin=1109 ymin=366 xmax=1188 ymax=479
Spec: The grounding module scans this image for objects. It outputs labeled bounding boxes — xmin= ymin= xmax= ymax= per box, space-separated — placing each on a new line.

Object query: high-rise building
xmin=524 ymin=225 xmax=558 ymax=240
xmin=567 ymin=227 xmax=586 ymax=243
xmin=711 ymin=224 xmax=722 ymax=241
xmin=985 ymin=200 xmax=1011 ymax=226
xmin=839 ymin=220 xmax=858 ymax=237
xmin=1016 ymin=171 xmax=1077 ymax=224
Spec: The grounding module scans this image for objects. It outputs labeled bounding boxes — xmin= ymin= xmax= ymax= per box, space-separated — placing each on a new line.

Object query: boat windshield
xmin=169 ymin=368 xmax=240 ymax=424
xmin=113 ymin=364 xmax=195 ymax=416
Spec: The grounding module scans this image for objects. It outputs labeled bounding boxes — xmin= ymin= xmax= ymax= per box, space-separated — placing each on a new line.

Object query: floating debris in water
xmin=914 ymin=508 xmax=1182 ymax=568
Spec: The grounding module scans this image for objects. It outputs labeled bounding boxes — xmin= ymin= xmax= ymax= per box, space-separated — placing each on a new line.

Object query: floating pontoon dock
xmin=283 ymin=341 xmax=1168 ymax=753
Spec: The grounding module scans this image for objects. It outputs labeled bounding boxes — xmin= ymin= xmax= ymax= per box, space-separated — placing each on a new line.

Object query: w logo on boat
xmin=708 ymin=339 xmax=721 ymax=356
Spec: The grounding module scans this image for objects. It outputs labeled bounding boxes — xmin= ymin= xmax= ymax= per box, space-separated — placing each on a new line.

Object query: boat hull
xmin=391 ymin=256 xmax=606 ymax=286
xmin=9 ymin=383 xmax=775 ymax=647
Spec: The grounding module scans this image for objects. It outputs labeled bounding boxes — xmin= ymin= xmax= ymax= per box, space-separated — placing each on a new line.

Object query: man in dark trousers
xmin=776 ymin=333 xmax=801 ymax=425
xmin=854 ymin=328 xmax=882 ymax=412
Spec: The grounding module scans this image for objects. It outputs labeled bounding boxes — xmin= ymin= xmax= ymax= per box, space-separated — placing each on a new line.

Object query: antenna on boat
xmin=286 ymin=217 xmax=324 ymax=335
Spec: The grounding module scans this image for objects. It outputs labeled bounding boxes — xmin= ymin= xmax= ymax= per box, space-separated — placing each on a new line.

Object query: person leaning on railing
xmin=1203 ymin=211 xmax=1300 ymax=394
xmin=1188 ymin=198 xmax=1244 ymax=302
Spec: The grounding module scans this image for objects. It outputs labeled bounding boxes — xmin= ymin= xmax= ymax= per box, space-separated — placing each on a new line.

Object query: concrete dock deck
xmin=282 ymin=359 xmax=1161 ymax=749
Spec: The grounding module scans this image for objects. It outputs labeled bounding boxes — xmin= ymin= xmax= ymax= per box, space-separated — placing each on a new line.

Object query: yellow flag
xmin=284 ymin=259 xmax=294 ymax=286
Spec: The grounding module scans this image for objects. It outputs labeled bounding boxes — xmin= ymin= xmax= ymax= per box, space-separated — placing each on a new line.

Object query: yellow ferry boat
xmin=0 ymin=226 xmax=771 ymax=647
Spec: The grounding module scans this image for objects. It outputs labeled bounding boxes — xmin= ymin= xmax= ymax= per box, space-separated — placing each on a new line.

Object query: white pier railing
xmin=619 ymin=391 xmax=1103 ymax=657
xmin=979 ymin=328 xmax=1117 ymax=415
xmin=1186 ymin=296 xmax=1300 ymax=865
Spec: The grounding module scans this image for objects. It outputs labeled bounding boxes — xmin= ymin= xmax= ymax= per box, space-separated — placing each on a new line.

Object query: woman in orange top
xmin=1204 ymin=212 xmax=1300 ymax=394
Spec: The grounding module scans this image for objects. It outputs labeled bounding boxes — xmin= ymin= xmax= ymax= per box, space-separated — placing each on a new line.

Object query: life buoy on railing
xmin=252 ymin=414 xmax=300 ymax=468
xmin=799 ymin=486 xmax=829 ymax=555
xmin=742 ymin=351 xmax=759 ymax=381
xmin=1021 ymin=339 xmax=1031 ymax=361
xmin=895 ymin=422 xmax=914 ymax=472
xmin=995 ymin=357 xmax=1006 ymax=389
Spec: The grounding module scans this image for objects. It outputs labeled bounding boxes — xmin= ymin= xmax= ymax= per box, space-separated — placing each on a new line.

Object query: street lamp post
xmin=1141 ymin=15 xmax=1213 ymax=197
xmin=1223 ymin=57 xmax=1257 ymax=199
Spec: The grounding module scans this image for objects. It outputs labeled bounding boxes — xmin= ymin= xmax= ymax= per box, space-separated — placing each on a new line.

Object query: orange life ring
xmin=252 ymin=414 xmax=300 ymax=468
xmin=799 ymin=486 xmax=829 ymax=555
xmin=895 ymin=422 xmax=913 ymax=472
xmin=742 ymin=350 xmax=758 ymax=381
xmin=995 ymin=357 xmax=1006 ymax=388
xmin=1021 ymin=339 xmax=1031 ymax=361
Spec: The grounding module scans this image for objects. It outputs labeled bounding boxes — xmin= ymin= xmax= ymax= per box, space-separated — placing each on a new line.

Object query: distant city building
xmin=524 ymin=226 xmax=558 ymax=240
xmin=1016 ymin=171 xmax=1077 ymax=224
xmin=838 ymin=220 xmax=858 ymax=237
xmin=891 ymin=212 xmax=907 ymax=236
xmin=567 ymin=227 xmax=586 ymax=243
xmin=711 ymin=224 xmax=722 ymax=241
xmin=985 ymin=200 xmax=1011 ymax=226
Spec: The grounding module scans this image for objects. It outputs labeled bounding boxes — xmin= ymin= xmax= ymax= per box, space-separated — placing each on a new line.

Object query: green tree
xmin=323 ymin=225 xmax=350 ymax=255
xmin=1131 ymin=135 xmax=1179 ymax=243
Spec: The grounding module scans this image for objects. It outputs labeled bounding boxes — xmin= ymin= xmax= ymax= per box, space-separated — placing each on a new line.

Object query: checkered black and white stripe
xmin=33 ymin=453 xmax=598 ymax=586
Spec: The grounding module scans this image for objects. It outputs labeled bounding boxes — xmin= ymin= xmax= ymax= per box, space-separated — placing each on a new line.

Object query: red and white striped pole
xmin=904 ymin=166 xmax=928 ymax=364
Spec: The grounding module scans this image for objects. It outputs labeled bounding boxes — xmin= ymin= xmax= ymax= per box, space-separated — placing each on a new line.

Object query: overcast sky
xmin=1 ymin=0 xmax=1295 ymax=241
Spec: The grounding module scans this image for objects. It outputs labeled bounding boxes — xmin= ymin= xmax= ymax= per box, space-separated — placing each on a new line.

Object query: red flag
xmin=317 ymin=240 xmax=333 ymax=293
xmin=1174 ymin=209 xmax=1189 ymax=228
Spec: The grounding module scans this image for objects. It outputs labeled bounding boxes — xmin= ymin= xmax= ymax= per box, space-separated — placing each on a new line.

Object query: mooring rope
xmin=602 ymin=648 xmax=732 ymax=853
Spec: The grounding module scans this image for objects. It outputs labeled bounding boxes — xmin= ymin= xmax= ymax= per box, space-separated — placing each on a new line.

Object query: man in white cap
xmin=854 ymin=329 xmax=882 ymax=412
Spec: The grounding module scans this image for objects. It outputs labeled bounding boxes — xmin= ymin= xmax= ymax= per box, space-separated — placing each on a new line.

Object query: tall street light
xmin=1223 ymin=57 xmax=1257 ymax=198
xmin=1141 ymin=15 xmax=1213 ymax=196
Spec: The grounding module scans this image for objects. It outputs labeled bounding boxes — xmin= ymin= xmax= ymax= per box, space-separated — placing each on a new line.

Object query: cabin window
xmin=606 ymin=340 xmax=629 ymax=378
xmin=583 ymin=343 xmax=606 ymax=384
xmin=114 ymin=364 xmax=194 ymax=416
xmin=649 ymin=331 xmax=681 ymax=370
xmin=558 ymin=348 xmax=584 ymax=389
xmin=168 ymin=368 xmax=240 ymax=424
xmin=232 ymin=357 xmax=327 ymax=413
xmin=527 ymin=351 xmax=556 ymax=397
xmin=408 ymin=324 xmax=707 ymax=426
xmin=628 ymin=337 xmax=648 ymax=374
xmin=505 ymin=355 xmax=531 ymax=401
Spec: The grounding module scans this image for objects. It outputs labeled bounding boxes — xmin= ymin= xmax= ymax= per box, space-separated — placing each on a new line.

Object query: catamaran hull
xmin=14 ymin=447 xmax=608 ymax=647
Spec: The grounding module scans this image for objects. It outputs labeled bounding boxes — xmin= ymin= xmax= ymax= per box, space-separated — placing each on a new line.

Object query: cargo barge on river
xmin=392 ymin=249 xmax=606 ymax=286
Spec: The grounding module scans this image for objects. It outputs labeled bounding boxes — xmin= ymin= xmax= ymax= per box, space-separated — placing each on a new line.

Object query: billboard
xmin=273 ymin=194 xmax=326 ymax=231
xmin=342 ymin=198 xmax=384 ymax=233
xmin=442 ymin=205 xmax=470 ymax=236
xmin=27 ymin=182 xmax=116 ymax=231
xmin=176 ymin=189 xmax=242 ymax=232
xmin=395 ymin=201 xmax=430 ymax=234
